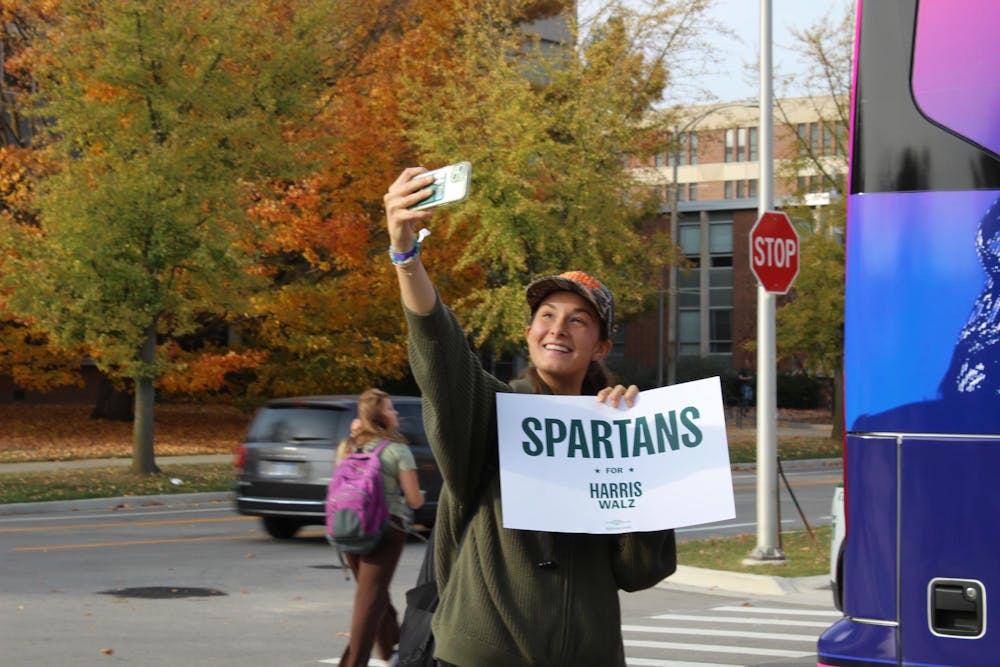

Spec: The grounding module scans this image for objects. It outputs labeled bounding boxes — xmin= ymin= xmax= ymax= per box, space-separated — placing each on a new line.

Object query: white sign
xmin=496 ymin=377 xmax=735 ymax=534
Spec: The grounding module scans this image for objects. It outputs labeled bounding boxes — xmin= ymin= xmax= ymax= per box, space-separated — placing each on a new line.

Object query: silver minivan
xmin=233 ymin=395 xmax=440 ymax=539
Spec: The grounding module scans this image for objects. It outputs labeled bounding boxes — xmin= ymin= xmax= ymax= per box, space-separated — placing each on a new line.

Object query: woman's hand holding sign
xmin=597 ymin=384 xmax=640 ymax=409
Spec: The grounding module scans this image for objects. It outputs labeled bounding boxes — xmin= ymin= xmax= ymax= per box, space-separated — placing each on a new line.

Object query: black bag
xmin=398 ymin=525 xmax=439 ymax=667
xmin=398 ymin=463 xmax=494 ymax=667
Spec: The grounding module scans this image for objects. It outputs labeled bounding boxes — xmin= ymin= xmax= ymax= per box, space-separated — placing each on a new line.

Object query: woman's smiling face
xmin=526 ymin=290 xmax=612 ymax=395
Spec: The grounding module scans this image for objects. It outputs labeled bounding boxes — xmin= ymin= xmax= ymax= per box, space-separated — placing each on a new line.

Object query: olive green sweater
xmin=406 ymin=295 xmax=677 ymax=667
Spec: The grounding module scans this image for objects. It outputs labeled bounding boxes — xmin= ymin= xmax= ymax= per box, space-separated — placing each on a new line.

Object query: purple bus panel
xmin=898 ymin=436 xmax=1000 ymax=664
xmin=818 ymin=436 xmax=897 ymax=665
xmin=841 ymin=436 xmax=897 ymax=621
xmin=817 ymin=620 xmax=896 ymax=667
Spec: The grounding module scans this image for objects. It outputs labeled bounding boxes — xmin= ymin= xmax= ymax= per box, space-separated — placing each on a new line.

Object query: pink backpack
xmin=325 ymin=438 xmax=391 ymax=554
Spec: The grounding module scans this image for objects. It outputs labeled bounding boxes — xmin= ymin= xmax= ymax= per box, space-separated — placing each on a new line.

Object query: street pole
xmin=666 ymin=131 xmax=680 ymax=387
xmin=748 ymin=0 xmax=784 ymax=563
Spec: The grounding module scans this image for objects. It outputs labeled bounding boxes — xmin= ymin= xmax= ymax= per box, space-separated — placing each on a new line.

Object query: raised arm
xmin=384 ymin=167 xmax=438 ymax=315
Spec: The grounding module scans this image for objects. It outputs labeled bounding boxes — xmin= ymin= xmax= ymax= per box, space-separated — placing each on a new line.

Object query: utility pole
xmin=747 ymin=0 xmax=785 ymax=564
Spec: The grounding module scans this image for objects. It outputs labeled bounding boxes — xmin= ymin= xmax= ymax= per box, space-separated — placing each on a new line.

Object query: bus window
xmin=912 ymin=0 xmax=1000 ymax=159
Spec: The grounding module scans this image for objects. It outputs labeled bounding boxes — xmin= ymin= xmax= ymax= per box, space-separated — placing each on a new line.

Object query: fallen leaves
xmin=0 ymin=403 xmax=249 ymax=462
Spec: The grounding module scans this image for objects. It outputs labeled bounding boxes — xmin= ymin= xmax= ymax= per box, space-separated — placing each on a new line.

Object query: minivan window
xmin=396 ymin=402 xmax=427 ymax=448
xmin=246 ymin=406 xmax=352 ymax=443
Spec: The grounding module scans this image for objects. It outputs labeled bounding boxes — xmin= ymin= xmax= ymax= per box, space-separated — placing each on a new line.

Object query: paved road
xmin=0 ymin=498 xmax=837 ymax=666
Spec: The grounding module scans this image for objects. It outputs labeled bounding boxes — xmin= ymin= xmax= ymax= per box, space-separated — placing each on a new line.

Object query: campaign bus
xmin=817 ymin=1 xmax=1000 ymax=665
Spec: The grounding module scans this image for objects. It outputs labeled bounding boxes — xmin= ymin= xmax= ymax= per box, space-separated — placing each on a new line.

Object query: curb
xmin=659 ymin=564 xmax=832 ymax=598
xmin=0 ymin=491 xmax=234 ymax=516
xmin=731 ymin=456 xmax=842 ymax=473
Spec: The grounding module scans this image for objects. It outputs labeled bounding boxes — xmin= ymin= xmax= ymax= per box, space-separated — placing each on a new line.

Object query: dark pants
xmin=338 ymin=520 xmax=407 ymax=667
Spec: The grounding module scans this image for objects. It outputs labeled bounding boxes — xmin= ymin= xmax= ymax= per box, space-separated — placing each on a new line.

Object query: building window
xmin=709 ymin=222 xmax=733 ymax=254
xmin=669 ymin=131 xmax=698 ymax=167
xmin=710 ymin=308 xmax=732 ymax=353
xmin=688 ymin=182 xmax=697 ymax=201
xmin=678 ymin=223 xmax=700 ymax=255
xmin=655 ymin=152 xmax=665 ymax=168
xmin=676 ymin=220 xmax=734 ymax=358
xmin=748 ymin=126 xmax=758 ymax=161
xmin=724 ymin=180 xmax=757 ymax=199
xmin=736 ymin=127 xmax=747 ymax=163
xmin=725 ymin=128 xmax=735 ymax=163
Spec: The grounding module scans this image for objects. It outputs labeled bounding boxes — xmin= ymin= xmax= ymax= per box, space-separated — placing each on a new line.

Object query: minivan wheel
xmin=261 ymin=517 xmax=302 ymax=539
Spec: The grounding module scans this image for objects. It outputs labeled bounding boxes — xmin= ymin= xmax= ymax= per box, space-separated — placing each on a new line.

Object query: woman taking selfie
xmin=383 ymin=167 xmax=677 ymax=667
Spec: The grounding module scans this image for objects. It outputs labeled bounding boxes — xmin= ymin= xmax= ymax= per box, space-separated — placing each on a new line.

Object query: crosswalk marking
xmin=321 ymin=603 xmax=833 ymax=666
xmin=624 ymin=639 xmax=811 ymax=658
xmin=627 ymin=660 xmax=741 ymax=667
xmin=650 ymin=612 xmax=831 ymax=628
xmin=711 ymin=604 xmax=841 ymax=617
xmin=622 ymin=624 xmax=816 ymax=642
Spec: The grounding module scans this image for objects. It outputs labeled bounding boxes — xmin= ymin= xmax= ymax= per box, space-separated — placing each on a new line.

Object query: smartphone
xmin=410 ymin=161 xmax=472 ymax=210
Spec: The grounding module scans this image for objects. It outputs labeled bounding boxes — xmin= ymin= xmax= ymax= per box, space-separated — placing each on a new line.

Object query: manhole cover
xmin=98 ymin=586 xmax=226 ymax=599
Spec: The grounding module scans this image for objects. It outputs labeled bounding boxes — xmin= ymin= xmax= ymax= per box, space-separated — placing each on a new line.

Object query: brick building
xmin=621 ymin=96 xmax=847 ymax=386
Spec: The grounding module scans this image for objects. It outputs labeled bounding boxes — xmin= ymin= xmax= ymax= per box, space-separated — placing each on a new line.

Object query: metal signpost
xmin=746 ymin=0 xmax=800 ymax=564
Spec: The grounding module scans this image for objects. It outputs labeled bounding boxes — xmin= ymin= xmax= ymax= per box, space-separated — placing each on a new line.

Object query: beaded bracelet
xmin=389 ymin=241 xmax=420 ymax=266
xmin=388 ymin=229 xmax=431 ymax=267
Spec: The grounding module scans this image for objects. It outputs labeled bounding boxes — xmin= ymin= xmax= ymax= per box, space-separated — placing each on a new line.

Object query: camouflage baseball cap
xmin=525 ymin=270 xmax=616 ymax=339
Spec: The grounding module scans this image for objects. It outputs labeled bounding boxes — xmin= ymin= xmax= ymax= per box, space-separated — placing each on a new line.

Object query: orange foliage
xmin=158 ymin=342 xmax=268 ymax=395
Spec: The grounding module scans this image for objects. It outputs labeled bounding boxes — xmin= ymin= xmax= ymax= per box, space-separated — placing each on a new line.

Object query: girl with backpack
xmin=337 ymin=388 xmax=424 ymax=667
xmin=384 ymin=168 xmax=677 ymax=667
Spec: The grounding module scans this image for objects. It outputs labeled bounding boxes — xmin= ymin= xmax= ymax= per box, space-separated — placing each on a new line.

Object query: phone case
xmin=411 ymin=162 xmax=471 ymax=210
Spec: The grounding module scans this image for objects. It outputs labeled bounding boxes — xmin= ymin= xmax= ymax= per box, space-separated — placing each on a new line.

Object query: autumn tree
xmin=392 ymin=0 xmax=719 ymax=352
xmin=774 ymin=2 xmax=852 ymax=439
xmin=229 ymin=1 xmax=582 ymax=400
xmin=0 ymin=0 xmax=92 ymax=397
xmin=218 ymin=0 xmax=437 ymax=402
xmin=3 ymin=0 xmax=334 ymax=472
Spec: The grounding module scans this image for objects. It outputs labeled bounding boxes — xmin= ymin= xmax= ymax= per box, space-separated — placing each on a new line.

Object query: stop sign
xmin=749 ymin=211 xmax=799 ymax=293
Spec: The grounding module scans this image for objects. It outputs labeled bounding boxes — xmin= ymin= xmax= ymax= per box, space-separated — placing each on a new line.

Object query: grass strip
xmin=0 ymin=463 xmax=234 ymax=504
xmin=678 ymin=525 xmax=833 ymax=577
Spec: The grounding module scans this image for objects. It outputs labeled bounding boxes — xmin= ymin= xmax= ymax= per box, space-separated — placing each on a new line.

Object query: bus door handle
xmin=930 ymin=578 xmax=984 ymax=637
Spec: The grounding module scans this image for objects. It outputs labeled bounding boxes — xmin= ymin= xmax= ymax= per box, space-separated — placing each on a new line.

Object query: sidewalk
xmin=659 ymin=565 xmax=834 ymax=607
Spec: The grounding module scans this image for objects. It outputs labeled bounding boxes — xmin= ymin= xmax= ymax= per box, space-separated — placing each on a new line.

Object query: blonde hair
xmin=335 ymin=388 xmax=406 ymax=462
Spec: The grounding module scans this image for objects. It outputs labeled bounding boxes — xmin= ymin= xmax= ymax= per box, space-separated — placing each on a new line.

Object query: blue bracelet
xmin=389 ymin=241 xmax=420 ymax=266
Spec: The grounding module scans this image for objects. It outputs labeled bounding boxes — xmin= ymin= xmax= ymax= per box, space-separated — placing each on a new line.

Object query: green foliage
xmin=3 ymin=0 xmax=333 ymax=380
xmin=397 ymin=3 xmax=718 ymax=351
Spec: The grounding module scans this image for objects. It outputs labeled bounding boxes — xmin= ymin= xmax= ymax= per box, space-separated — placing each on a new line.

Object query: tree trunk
xmin=90 ymin=375 xmax=133 ymax=421
xmin=131 ymin=322 xmax=159 ymax=474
